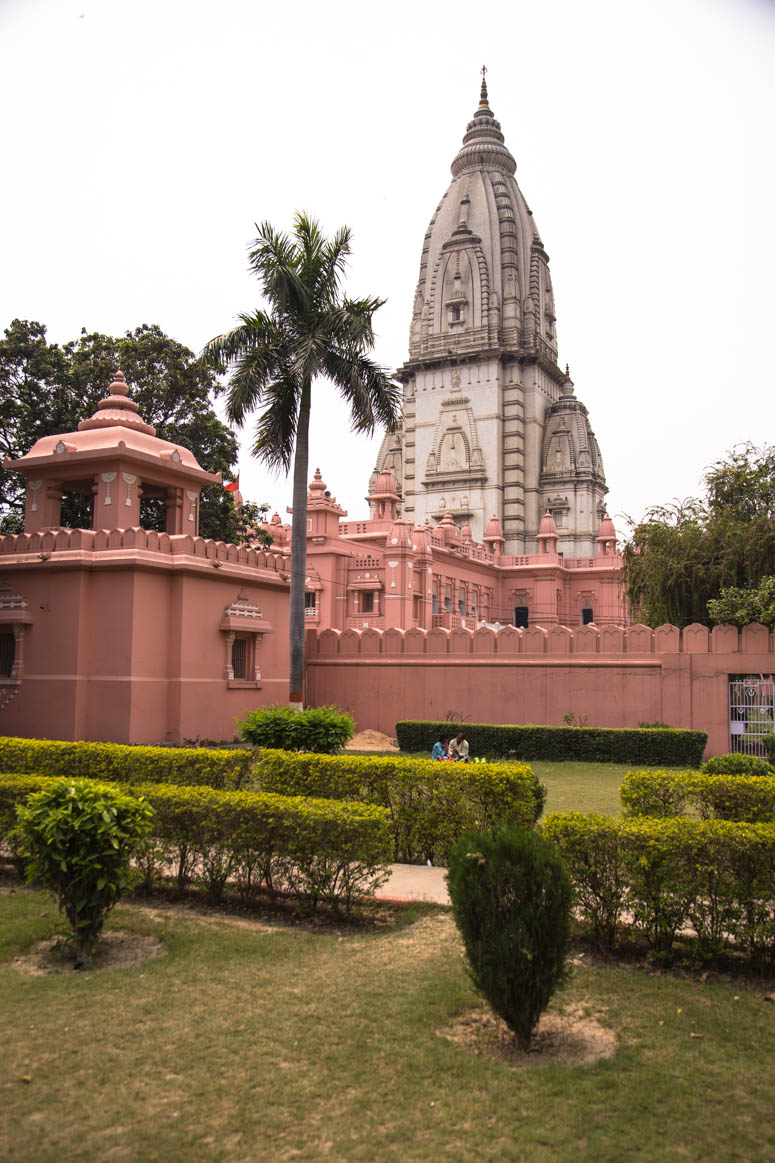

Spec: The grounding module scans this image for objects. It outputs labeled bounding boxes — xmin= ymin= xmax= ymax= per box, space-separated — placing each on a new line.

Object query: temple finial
xmin=479 ymin=64 xmax=489 ymax=106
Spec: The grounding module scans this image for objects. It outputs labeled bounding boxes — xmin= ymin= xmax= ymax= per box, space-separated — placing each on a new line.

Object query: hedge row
xmin=0 ymin=737 xmax=252 ymax=790
xmin=0 ymin=774 xmax=391 ymax=915
xmin=395 ymin=721 xmax=707 ymax=767
xmin=252 ymin=749 xmax=544 ymax=864
xmin=543 ymin=812 xmax=775 ymax=962
xmin=621 ymin=769 xmax=775 ymax=823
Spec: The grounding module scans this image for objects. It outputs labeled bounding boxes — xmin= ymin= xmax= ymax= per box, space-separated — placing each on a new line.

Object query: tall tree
xmin=622 ymin=444 xmax=775 ymax=627
xmin=0 ymin=319 xmax=252 ymax=542
xmin=204 ymin=214 xmax=400 ymax=703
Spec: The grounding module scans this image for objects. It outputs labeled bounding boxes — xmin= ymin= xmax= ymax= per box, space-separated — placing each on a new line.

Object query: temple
xmin=370 ymin=74 xmax=607 ymax=555
xmin=260 ymin=468 xmax=624 ymax=631
xmin=258 ymin=75 xmax=624 ymax=632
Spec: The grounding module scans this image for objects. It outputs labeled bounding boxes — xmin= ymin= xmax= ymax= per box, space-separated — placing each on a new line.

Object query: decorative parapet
xmin=307 ymin=622 xmax=775 ymax=657
xmin=0 ymin=527 xmax=290 ymax=576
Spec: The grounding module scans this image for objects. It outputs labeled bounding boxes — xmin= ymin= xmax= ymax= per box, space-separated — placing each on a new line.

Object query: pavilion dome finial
xmin=78 ymin=369 xmax=156 ymax=436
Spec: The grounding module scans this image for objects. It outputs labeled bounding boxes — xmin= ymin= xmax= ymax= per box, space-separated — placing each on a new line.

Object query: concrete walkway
xmin=376 ymin=863 xmax=450 ymax=905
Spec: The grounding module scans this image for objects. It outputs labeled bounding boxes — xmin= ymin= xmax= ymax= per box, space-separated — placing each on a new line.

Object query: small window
xmin=458 ymin=599 xmax=465 ymax=616
xmin=432 ymin=594 xmax=439 ymax=614
xmin=231 ymin=637 xmax=247 ymax=679
xmin=581 ymin=608 xmax=594 ymax=625
xmin=304 ymin=592 xmax=316 ymax=610
xmin=451 ymin=306 xmax=461 ymax=322
xmin=514 ymin=606 xmax=529 ymax=629
xmin=362 ymin=592 xmax=374 ymax=614
xmin=0 ymin=633 xmax=14 ymax=677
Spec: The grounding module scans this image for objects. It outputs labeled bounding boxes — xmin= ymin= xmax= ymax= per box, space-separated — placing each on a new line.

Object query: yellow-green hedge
xmin=0 ymin=737 xmax=252 ymax=790
xmin=252 ymin=749 xmax=543 ymax=864
xmin=0 ymin=773 xmax=391 ymax=915
xmin=620 ymin=769 xmax=775 ymax=822
xmin=543 ymin=811 xmax=775 ymax=962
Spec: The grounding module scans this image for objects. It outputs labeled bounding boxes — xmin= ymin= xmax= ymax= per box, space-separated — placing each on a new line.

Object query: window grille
xmin=231 ymin=637 xmax=247 ymax=680
xmin=0 ymin=633 xmax=14 ymax=677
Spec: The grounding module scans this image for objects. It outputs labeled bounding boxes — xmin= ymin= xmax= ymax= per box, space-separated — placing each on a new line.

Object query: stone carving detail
xmin=27 ymin=480 xmax=42 ymax=512
xmin=122 ymin=472 xmax=137 ymax=507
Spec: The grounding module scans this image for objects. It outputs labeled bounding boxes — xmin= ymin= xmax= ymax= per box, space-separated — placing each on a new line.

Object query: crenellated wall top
xmin=0 ymin=527 xmax=290 ymax=579
xmin=309 ymin=622 xmax=774 ymax=658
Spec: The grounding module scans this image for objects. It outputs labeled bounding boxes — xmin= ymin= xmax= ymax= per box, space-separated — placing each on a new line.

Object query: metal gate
xmin=729 ymin=675 xmax=775 ymax=756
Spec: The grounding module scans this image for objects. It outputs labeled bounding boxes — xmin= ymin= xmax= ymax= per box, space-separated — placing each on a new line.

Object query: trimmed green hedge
xmin=252 ymin=749 xmax=543 ymax=864
xmin=0 ymin=773 xmax=391 ymax=915
xmin=543 ymin=811 xmax=775 ymax=962
xmin=620 ymin=769 xmax=775 ymax=823
xmin=0 ymin=737 xmax=252 ymax=790
xmin=701 ymin=753 xmax=774 ymax=777
xmin=395 ymin=721 xmax=707 ymax=766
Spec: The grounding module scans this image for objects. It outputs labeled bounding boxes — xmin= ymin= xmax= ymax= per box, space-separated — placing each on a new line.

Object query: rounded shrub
xmin=14 ymin=779 xmax=153 ymax=962
xmin=446 ymin=823 xmax=571 ymax=1049
xmin=701 ymin=753 xmax=774 ymax=777
xmin=237 ymin=704 xmax=354 ymax=753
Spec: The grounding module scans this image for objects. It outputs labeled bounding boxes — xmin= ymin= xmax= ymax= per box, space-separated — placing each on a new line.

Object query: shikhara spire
xmin=370 ymin=74 xmax=608 ymax=556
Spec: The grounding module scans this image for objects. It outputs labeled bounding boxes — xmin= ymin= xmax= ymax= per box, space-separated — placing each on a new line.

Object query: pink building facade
xmin=0 ymin=374 xmax=290 ymax=744
xmin=261 ymin=467 xmax=626 ymax=637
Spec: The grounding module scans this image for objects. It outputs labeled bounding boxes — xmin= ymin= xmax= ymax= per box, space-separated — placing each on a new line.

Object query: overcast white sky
xmin=2 ymin=0 xmax=773 ymax=535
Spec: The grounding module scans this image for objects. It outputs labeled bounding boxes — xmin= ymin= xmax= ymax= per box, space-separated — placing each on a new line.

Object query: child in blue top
xmin=431 ymin=735 xmax=450 ymax=760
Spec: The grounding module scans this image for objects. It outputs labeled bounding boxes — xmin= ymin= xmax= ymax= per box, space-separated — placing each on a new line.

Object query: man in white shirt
xmin=449 ymin=732 xmax=470 ymax=762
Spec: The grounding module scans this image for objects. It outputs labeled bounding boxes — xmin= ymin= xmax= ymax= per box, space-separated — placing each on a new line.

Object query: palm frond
xmin=251 ymin=371 xmax=301 ymax=472
xmin=202 ymin=311 xmax=278 ymax=373
xmin=322 ymin=348 xmax=401 ymax=435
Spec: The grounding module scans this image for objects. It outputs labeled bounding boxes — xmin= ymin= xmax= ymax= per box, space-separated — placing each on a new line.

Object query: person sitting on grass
xmin=449 ymin=732 xmax=470 ymax=762
xmin=432 ymin=735 xmax=450 ymax=760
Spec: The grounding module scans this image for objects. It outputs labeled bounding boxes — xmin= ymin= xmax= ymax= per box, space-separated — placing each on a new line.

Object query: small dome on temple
xmin=387 ymin=518 xmax=414 ymax=548
xmin=373 ymin=468 xmax=398 ymax=496
xmin=597 ymin=512 xmax=617 ymax=541
xmin=461 ymin=522 xmax=473 ymax=542
xmin=538 ymin=510 xmax=558 ymax=537
xmin=412 ymin=524 xmax=432 ymax=554
xmin=484 ymin=513 xmax=504 ymax=540
xmin=308 ymin=468 xmax=327 ymax=497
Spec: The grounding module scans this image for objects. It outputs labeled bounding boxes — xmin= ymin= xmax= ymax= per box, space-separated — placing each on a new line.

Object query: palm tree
xmin=204 ymin=213 xmax=401 ymax=703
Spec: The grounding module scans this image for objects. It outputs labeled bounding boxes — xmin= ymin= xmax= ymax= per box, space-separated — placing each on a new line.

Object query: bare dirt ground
xmin=10 ymin=930 xmax=166 ymax=976
xmin=345 ymin=729 xmax=399 ymax=752
xmin=439 ymin=1002 xmax=617 ymax=1069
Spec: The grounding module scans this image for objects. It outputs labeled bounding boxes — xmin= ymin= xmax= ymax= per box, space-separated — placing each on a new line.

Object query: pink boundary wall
xmin=0 ymin=529 xmax=291 ymax=745
xmin=305 ymin=623 xmax=775 ymax=757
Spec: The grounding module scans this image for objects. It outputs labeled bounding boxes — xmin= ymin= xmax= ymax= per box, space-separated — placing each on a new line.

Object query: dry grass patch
xmin=440 ymin=1002 xmax=617 ymax=1069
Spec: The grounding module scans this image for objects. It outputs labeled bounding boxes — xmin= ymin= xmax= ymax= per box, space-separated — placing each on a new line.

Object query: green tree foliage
xmin=0 ymin=319 xmax=266 ymax=544
xmin=204 ymin=214 xmax=401 ymax=701
xmin=707 ymin=576 xmax=775 ymax=629
xmin=446 ymin=823 xmax=571 ymax=1049
xmin=14 ymin=779 xmax=153 ymax=963
xmin=622 ymin=444 xmax=775 ymax=627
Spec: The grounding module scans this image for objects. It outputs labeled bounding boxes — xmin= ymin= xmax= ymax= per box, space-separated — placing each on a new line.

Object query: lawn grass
xmin=531 ymin=760 xmax=632 ymax=816
xmin=377 ymin=750 xmax=642 ymax=817
xmin=3 ymin=886 xmax=775 ymax=1162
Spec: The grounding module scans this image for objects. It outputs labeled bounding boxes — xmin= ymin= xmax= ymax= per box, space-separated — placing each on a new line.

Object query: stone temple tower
xmin=370 ymin=75 xmax=608 ymax=555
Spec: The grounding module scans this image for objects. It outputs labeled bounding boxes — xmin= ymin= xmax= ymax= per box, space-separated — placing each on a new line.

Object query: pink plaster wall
xmin=0 ymin=531 xmax=290 ymax=744
xmin=305 ymin=624 xmax=775 ymax=757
